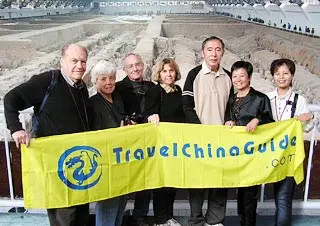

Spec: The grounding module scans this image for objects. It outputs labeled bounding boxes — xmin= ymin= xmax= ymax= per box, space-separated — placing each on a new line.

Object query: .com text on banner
xmin=21 ymin=119 xmax=305 ymax=209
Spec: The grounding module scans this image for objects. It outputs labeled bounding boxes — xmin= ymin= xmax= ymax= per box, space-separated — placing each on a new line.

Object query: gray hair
xmin=122 ymin=53 xmax=142 ymax=68
xmin=90 ymin=60 xmax=117 ymax=84
xmin=61 ymin=43 xmax=88 ymax=57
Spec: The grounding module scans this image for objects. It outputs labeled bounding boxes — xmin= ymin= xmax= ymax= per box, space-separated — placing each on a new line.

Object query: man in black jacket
xmin=116 ymin=53 xmax=155 ymax=226
xmin=4 ymin=43 xmax=91 ymax=226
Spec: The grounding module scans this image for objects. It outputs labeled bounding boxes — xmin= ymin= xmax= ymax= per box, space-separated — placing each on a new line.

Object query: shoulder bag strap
xmin=291 ymin=93 xmax=299 ymax=118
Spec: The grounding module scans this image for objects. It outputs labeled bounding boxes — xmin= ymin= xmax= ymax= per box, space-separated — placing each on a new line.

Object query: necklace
xmin=236 ymin=88 xmax=250 ymax=98
xmin=66 ymin=83 xmax=89 ymax=131
xmin=232 ymin=96 xmax=245 ymax=121
xmin=274 ymin=91 xmax=293 ymax=121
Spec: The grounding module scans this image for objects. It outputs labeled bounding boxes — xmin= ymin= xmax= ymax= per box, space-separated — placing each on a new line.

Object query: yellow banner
xmin=21 ymin=119 xmax=305 ymax=209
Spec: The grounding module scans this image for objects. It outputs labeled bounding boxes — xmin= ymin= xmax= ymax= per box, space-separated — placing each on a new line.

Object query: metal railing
xmin=0 ymin=105 xmax=320 ymax=211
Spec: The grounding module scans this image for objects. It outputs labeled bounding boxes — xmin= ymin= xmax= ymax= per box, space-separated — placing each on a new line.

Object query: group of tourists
xmin=3 ymin=35 xmax=313 ymax=226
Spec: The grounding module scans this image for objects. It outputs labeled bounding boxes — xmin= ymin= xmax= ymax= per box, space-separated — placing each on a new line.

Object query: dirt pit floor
xmin=0 ymin=13 xmax=319 ymax=140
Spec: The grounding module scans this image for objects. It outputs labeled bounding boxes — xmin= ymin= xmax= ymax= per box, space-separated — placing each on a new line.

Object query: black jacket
xmin=90 ymin=92 xmax=124 ymax=130
xmin=4 ymin=70 xmax=91 ymax=137
xmin=145 ymin=84 xmax=186 ymax=123
xmin=224 ymin=87 xmax=274 ymax=126
xmin=115 ymin=76 xmax=155 ymax=123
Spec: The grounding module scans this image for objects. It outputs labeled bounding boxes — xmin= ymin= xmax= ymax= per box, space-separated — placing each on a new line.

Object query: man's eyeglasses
xmin=125 ymin=62 xmax=143 ymax=70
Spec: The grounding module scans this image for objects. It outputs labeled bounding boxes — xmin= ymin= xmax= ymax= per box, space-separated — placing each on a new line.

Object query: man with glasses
xmin=116 ymin=53 xmax=155 ymax=124
xmin=116 ymin=53 xmax=155 ymax=226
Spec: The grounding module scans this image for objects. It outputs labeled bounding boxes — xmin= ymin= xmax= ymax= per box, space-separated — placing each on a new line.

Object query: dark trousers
xmin=153 ymin=188 xmax=176 ymax=224
xmin=237 ymin=186 xmax=259 ymax=226
xmin=188 ymin=188 xmax=227 ymax=226
xmin=132 ymin=190 xmax=152 ymax=220
xmin=273 ymin=177 xmax=296 ymax=226
xmin=47 ymin=204 xmax=89 ymax=226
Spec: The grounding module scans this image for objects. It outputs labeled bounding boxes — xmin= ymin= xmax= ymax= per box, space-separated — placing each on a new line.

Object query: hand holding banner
xmin=21 ymin=119 xmax=304 ymax=209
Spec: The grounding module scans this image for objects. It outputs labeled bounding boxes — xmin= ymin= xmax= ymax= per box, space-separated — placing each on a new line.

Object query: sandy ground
xmin=0 ymin=15 xmax=319 ymax=141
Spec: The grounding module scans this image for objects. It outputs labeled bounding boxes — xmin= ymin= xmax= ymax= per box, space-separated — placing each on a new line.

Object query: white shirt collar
xmin=268 ymin=87 xmax=293 ymax=100
xmin=61 ymin=69 xmax=75 ymax=87
xmin=202 ymin=61 xmax=226 ymax=77
xmin=202 ymin=61 xmax=212 ymax=74
xmin=278 ymin=87 xmax=293 ymax=99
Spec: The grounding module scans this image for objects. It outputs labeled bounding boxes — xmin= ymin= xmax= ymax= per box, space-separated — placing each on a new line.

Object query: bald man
xmin=4 ymin=44 xmax=91 ymax=226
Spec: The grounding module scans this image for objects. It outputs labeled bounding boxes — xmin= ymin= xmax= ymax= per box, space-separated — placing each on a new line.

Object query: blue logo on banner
xmin=58 ymin=146 xmax=102 ymax=190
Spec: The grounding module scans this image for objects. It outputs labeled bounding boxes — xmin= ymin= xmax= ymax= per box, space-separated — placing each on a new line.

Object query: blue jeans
xmin=273 ymin=177 xmax=296 ymax=226
xmin=96 ymin=195 xmax=127 ymax=226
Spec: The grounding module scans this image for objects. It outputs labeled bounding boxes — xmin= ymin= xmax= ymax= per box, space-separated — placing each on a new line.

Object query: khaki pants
xmin=189 ymin=188 xmax=228 ymax=226
xmin=47 ymin=204 xmax=89 ymax=226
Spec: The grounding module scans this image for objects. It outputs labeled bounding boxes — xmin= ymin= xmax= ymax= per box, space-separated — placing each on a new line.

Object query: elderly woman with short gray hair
xmin=90 ymin=60 xmax=125 ymax=130
xmin=89 ymin=60 xmax=126 ymax=226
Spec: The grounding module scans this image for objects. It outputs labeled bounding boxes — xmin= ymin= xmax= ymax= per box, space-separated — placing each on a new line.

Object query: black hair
xmin=202 ymin=36 xmax=225 ymax=50
xmin=231 ymin=61 xmax=253 ymax=77
xmin=270 ymin=58 xmax=295 ymax=76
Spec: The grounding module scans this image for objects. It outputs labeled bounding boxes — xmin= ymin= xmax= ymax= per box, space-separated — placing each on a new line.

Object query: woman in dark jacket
xmin=145 ymin=58 xmax=185 ymax=124
xmin=145 ymin=58 xmax=185 ymax=226
xmin=89 ymin=60 xmax=126 ymax=226
xmin=224 ymin=61 xmax=274 ymax=226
